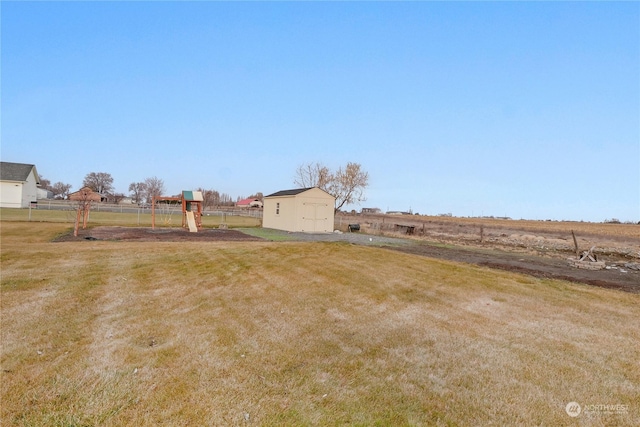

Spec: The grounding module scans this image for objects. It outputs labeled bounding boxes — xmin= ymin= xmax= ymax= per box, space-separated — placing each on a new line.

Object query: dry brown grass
xmin=447 ymin=217 xmax=640 ymax=239
xmin=2 ymin=221 xmax=639 ymax=426
xmin=0 ymin=208 xmax=261 ymax=228
xmin=440 ymin=216 xmax=640 ymax=239
xmin=353 ymin=213 xmax=640 ymax=239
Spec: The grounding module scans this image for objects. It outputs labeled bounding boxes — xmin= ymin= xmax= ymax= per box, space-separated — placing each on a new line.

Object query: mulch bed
xmin=53 ymin=226 xmax=264 ymax=242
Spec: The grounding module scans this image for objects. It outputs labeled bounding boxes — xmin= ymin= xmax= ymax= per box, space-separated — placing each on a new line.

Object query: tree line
xmin=39 ymin=161 xmax=369 ymax=212
xmin=38 ymin=172 xmax=264 ymax=209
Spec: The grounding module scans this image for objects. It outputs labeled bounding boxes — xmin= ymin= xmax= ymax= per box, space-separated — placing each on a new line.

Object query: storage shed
xmin=0 ymin=162 xmax=41 ymax=208
xmin=263 ymin=187 xmax=335 ymax=232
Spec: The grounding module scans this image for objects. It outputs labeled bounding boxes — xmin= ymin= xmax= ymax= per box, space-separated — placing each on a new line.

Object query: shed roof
xmin=0 ymin=162 xmax=40 ymax=184
xmin=265 ymin=187 xmax=317 ymax=198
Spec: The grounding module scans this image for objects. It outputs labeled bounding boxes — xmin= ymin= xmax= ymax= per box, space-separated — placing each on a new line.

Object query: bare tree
xmin=39 ymin=177 xmax=52 ymax=190
xmin=294 ymin=162 xmax=332 ymax=189
xmin=197 ymin=188 xmax=220 ymax=210
xmin=110 ymin=193 xmax=126 ymax=204
xmin=51 ymin=182 xmax=72 ymax=199
xmin=83 ymin=172 xmax=114 ymax=195
xmin=144 ymin=176 xmax=165 ymax=203
xmin=294 ymin=162 xmax=369 ymax=212
xmin=128 ymin=182 xmax=147 ymax=205
xmin=38 ymin=176 xmax=71 ymax=199
xmin=219 ymin=193 xmax=234 ymax=206
xmin=329 ymin=162 xmax=369 ymax=212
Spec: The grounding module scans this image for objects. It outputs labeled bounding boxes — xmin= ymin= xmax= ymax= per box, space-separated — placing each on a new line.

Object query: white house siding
xmin=37 ymin=188 xmax=54 ymax=200
xmin=22 ymin=170 xmax=40 ymax=207
xmin=0 ymin=181 xmax=24 ymax=208
xmin=0 ymin=163 xmax=40 ymax=208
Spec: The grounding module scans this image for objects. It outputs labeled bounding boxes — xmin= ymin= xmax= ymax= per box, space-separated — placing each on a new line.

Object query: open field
xmin=337 ymin=213 xmax=640 ymax=238
xmin=337 ymin=213 xmax=640 ymax=262
xmin=2 ymin=221 xmax=639 ymax=425
xmin=408 ymin=215 xmax=639 ymax=238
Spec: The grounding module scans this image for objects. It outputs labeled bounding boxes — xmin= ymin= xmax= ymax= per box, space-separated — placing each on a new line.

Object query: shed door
xmin=302 ymin=202 xmax=329 ymax=232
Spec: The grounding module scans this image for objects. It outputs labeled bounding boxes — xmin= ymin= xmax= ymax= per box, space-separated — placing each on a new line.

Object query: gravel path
xmin=239 ymin=228 xmax=414 ymax=246
xmin=241 ymin=228 xmax=639 ymax=294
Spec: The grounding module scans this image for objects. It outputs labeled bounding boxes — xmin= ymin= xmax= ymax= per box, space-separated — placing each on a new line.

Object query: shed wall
xmin=263 ymin=188 xmax=335 ymax=232
xmin=263 ymin=196 xmax=298 ymax=232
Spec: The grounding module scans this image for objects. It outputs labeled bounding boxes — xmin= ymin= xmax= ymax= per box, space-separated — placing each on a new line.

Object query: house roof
xmin=0 ymin=162 xmax=40 ymax=184
xmin=265 ymin=187 xmax=316 ymax=198
xmin=237 ymin=198 xmax=260 ymax=205
xmin=68 ymin=186 xmax=94 ymax=195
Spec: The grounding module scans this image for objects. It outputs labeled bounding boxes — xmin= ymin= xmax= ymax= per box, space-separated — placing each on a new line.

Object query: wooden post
xmin=74 ymin=207 xmax=81 ymax=237
xmin=182 ymin=197 xmax=187 ymax=229
xmin=82 ymin=203 xmax=90 ymax=229
xmin=152 ymin=197 xmax=156 ymax=230
xmin=571 ymin=230 xmax=579 ymax=258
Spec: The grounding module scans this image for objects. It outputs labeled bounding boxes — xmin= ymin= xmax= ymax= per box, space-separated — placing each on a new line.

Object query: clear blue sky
xmin=2 ymin=1 xmax=638 ymax=222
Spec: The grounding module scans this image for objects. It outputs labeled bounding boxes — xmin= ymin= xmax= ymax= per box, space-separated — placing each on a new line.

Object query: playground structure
xmin=151 ymin=191 xmax=204 ymax=232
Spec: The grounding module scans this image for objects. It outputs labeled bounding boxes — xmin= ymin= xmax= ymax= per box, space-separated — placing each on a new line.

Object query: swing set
xmin=151 ymin=191 xmax=204 ymax=232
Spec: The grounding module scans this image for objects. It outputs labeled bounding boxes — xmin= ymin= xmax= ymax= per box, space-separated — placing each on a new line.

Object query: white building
xmin=262 ymin=187 xmax=335 ymax=233
xmin=0 ymin=162 xmax=41 ymax=208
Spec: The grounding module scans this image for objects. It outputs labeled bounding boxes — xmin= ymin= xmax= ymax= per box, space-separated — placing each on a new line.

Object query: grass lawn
xmin=0 ymin=207 xmax=261 ymax=228
xmin=1 ymin=221 xmax=639 ymax=426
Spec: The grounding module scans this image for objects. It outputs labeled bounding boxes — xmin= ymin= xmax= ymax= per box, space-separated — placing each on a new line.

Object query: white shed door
xmin=302 ymin=202 xmax=329 ymax=232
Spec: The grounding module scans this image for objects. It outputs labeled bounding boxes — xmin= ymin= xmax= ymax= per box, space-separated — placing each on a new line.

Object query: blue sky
xmin=2 ymin=1 xmax=638 ymax=222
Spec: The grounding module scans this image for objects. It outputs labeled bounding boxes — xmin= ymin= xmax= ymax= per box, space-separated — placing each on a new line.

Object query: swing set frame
xmin=151 ymin=193 xmax=203 ymax=230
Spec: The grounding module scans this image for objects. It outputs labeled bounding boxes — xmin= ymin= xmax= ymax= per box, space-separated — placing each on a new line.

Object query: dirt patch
xmin=53 ymin=226 xmax=264 ymax=242
xmin=386 ymin=243 xmax=639 ymax=294
xmin=334 ymin=215 xmax=639 ymax=293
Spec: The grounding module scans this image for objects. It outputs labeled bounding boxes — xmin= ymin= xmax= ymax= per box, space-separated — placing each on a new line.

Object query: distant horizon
xmin=2 ymin=2 xmax=638 ymax=223
xmin=22 ymin=180 xmax=638 ymax=224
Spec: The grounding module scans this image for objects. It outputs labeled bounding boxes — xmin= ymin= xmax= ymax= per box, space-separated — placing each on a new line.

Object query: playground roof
xmin=182 ymin=190 xmax=204 ymax=202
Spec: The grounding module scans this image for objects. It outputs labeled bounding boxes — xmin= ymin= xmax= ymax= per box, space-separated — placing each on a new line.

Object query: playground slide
xmin=186 ymin=211 xmax=198 ymax=233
